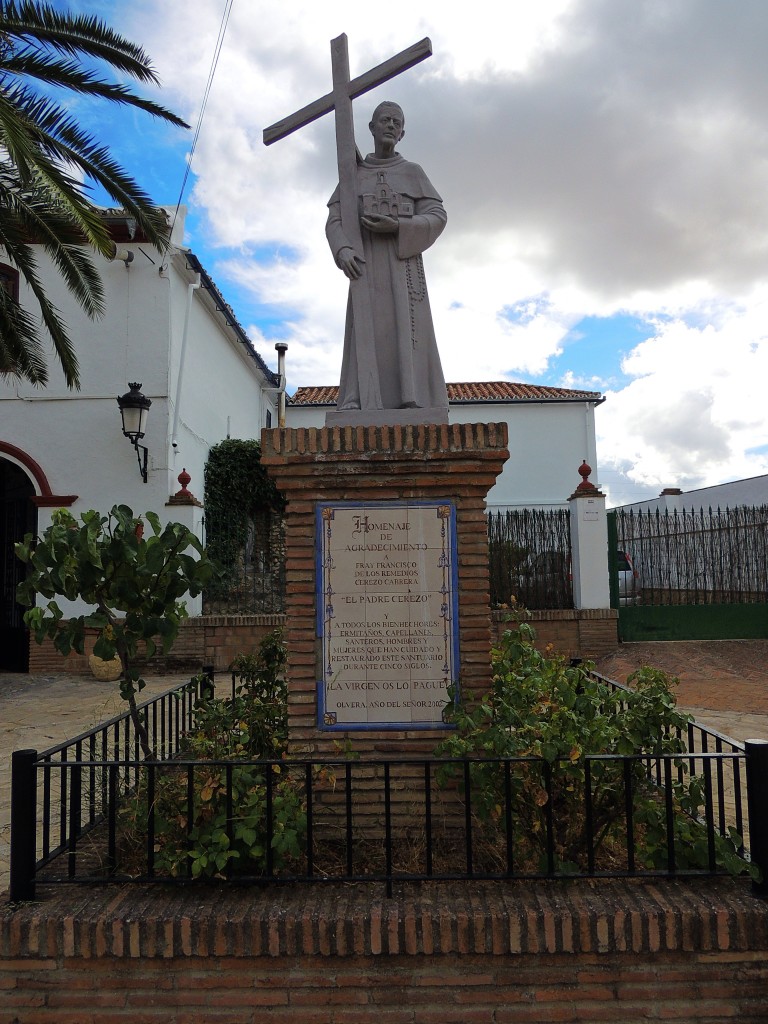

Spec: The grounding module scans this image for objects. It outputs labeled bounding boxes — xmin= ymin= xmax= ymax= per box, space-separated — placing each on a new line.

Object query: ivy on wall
xmin=203 ymin=439 xmax=285 ymax=606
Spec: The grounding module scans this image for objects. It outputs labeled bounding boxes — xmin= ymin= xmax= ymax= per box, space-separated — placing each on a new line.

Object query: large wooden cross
xmin=263 ymin=34 xmax=432 ymax=409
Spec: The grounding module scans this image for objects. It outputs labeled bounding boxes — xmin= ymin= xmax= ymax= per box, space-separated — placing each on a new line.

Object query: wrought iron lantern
xmin=117 ymin=382 xmax=151 ymax=482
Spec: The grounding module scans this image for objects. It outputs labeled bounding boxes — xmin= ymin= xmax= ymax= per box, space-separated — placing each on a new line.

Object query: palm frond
xmin=3 ymin=94 xmax=171 ymax=250
xmin=1 ymin=48 xmax=189 ymax=127
xmin=0 ymin=240 xmax=79 ymax=387
xmin=0 ymin=174 xmax=106 ymax=320
xmin=0 ymin=1 xmax=165 ymax=83
xmin=0 ymin=286 xmax=48 ymax=385
xmin=0 ymin=0 xmax=189 ymax=387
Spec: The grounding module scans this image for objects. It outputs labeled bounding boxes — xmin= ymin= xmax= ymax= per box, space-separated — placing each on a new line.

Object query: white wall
xmin=1 ymin=214 xmax=278 ymax=618
xmin=450 ymin=401 xmax=600 ymax=509
xmin=0 ymin=245 xmax=175 ymax=519
xmin=1 ymin=233 xmax=278 ymax=516
xmin=163 ymin=253 xmax=277 ymax=500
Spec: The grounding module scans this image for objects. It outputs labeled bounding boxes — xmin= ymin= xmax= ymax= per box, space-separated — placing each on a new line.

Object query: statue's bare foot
xmin=340 ymin=400 xmax=361 ymax=410
xmin=399 ymin=401 xmax=420 ymax=409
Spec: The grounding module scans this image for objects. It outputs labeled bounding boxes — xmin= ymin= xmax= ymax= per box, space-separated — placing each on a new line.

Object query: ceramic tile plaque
xmin=316 ymin=501 xmax=458 ymax=730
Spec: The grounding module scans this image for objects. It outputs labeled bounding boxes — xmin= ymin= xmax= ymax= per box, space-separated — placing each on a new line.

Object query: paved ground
xmin=0 ymin=671 xmax=190 ymax=895
xmin=594 ymin=639 xmax=768 ymax=741
xmin=1 ymin=640 xmax=767 ymax=893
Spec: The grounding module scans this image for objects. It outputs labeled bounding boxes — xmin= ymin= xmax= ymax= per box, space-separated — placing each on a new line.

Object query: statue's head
xmin=369 ymin=102 xmax=405 ymax=149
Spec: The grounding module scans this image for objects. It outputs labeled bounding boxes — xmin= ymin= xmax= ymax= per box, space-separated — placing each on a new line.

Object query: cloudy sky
xmin=60 ymin=0 xmax=768 ymax=505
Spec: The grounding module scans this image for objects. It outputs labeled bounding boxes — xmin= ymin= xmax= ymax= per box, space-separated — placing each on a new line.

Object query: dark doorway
xmin=0 ymin=459 xmax=36 ymax=671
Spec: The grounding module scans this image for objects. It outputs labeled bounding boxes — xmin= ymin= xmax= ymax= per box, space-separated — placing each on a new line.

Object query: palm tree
xmin=0 ymin=1 xmax=188 ymax=387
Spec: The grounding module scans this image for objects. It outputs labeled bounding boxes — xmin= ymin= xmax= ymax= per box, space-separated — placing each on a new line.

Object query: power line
xmin=169 ymin=0 xmax=235 ymax=241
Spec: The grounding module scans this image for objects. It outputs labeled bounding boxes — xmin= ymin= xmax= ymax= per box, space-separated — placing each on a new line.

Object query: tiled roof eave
xmin=288 ymin=381 xmax=606 ymax=406
xmin=181 ymin=251 xmax=280 ymax=387
xmin=449 ymin=395 xmax=606 ymax=405
xmin=287 ymin=396 xmax=606 ymax=407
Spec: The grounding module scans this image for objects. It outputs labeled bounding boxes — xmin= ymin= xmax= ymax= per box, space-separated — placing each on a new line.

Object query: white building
xmin=286 ymin=381 xmax=605 ymax=511
xmin=614 ymin=474 xmax=768 ymax=513
xmin=0 ymin=207 xmax=280 ymax=670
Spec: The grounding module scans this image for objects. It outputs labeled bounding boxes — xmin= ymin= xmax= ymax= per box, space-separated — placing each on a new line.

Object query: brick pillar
xmin=261 ymin=423 xmax=508 ymax=756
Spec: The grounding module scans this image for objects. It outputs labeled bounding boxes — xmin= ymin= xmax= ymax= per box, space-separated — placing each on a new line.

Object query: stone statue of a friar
xmin=326 ymin=101 xmax=449 ymax=421
xmin=263 ymin=35 xmax=449 ymax=426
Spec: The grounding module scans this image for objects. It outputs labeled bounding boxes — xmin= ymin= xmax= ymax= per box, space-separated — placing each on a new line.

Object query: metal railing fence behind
xmin=11 ymin=671 xmax=767 ymax=901
xmin=11 ymin=749 xmax=763 ymax=900
xmin=614 ymin=505 xmax=768 ymax=605
xmin=9 ymin=672 xmax=210 ymax=901
xmin=487 ymin=508 xmax=572 ymax=609
xmin=11 ymin=715 xmax=766 ymax=900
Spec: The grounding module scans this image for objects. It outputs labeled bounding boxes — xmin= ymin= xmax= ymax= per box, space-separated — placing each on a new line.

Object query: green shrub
xmin=15 ymin=504 xmax=219 ymax=759
xmin=203 ymin=438 xmax=284 ymax=587
xmin=437 ymin=622 xmax=756 ymax=878
xmin=117 ymin=629 xmax=310 ymax=879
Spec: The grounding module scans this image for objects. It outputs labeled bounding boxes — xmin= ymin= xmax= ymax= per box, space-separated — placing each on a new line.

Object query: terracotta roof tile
xmin=289 ymin=382 xmax=604 ymax=406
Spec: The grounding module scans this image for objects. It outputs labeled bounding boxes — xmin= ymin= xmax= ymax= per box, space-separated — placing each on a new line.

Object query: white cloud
xmin=597 ymin=301 xmax=768 ymax=503
xmin=108 ymin=0 xmax=768 ymax=501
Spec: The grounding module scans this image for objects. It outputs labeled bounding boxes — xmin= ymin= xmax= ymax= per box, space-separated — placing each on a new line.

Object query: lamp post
xmin=117 ymin=383 xmax=151 ymax=483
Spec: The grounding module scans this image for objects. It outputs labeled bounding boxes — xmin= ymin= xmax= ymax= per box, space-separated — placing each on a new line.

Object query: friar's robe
xmin=326 ymin=153 xmax=448 ymax=414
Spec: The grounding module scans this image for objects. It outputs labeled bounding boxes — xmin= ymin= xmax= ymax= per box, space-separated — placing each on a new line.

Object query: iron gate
xmin=608 ymin=506 xmax=768 ymax=641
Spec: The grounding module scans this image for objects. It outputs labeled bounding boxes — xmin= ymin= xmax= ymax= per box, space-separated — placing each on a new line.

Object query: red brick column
xmin=261 ymin=422 xmax=508 ymax=756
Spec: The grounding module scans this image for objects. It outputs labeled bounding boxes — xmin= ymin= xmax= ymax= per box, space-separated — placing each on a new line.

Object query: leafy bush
xmin=117 ymin=629 xmax=313 ymax=880
xmin=143 ymin=761 xmax=307 ymax=880
xmin=437 ymin=622 xmax=755 ymax=878
xmin=15 ymin=504 xmax=219 ymax=759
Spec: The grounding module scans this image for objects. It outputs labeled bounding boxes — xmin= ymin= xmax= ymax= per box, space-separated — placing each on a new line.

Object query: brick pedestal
xmin=261 ymin=422 xmax=508 ymax=755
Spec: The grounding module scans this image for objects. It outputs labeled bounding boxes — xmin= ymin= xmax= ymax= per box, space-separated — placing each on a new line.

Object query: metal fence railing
xmin=9 ymin=673 xmax=210 ymax=901
xmin=487 ymin=508 xmax=572 ymax=609
xmin=10 ymin=672 xmax=767 ymax=901
xmin=612 ymin=505 xmax=768 ymax=605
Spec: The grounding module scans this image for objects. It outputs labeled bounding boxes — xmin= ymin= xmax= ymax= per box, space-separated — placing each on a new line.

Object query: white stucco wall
xmin=285 ymin=399 xmax=601 ymax=510
xmin=163 ymin=252 xmax=278 ymax=499
xmin=1 ymin=215 xmax=278 ymax=618
xmin=449 ymin=401 xmax=600 ymax=510
xmin=1 ymin=246 xmax=175 ymax=519
xmin=1 ymin=236 xmax=277 ymax=512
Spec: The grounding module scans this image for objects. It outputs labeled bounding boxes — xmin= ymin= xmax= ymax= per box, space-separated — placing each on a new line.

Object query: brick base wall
xmin=2 ymin=879 xmax=767 ymax=1023
xmin=26 ymin=608 xmax=618 ymax=678
xmin=26 ymin=608 xmax=615 ymax=679
xmin=27 ymin=614 xmax=287 ymax=676
xmin=201 ymin=613 xmax=286 ymax=672
xmin=491 ymin=608 xmax=619 ymax=660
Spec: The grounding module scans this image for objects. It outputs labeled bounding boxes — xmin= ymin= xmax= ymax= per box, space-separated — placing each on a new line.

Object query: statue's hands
xmin=336 ymin=246 xmax=365 ymax=280
xmin=361 ymin=214 xmax=399 ymax=234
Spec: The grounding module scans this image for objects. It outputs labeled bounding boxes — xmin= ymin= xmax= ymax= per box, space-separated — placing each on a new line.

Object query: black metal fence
xmin=9 ymin=674 xmax=210 ymax=902
xmin=10 ymin=672 xmax=767 ymax=901
xmin=613 ymin=505 xmax=768 ymax=605
xmin=488 ymin=508 xmax=572 ymax=609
